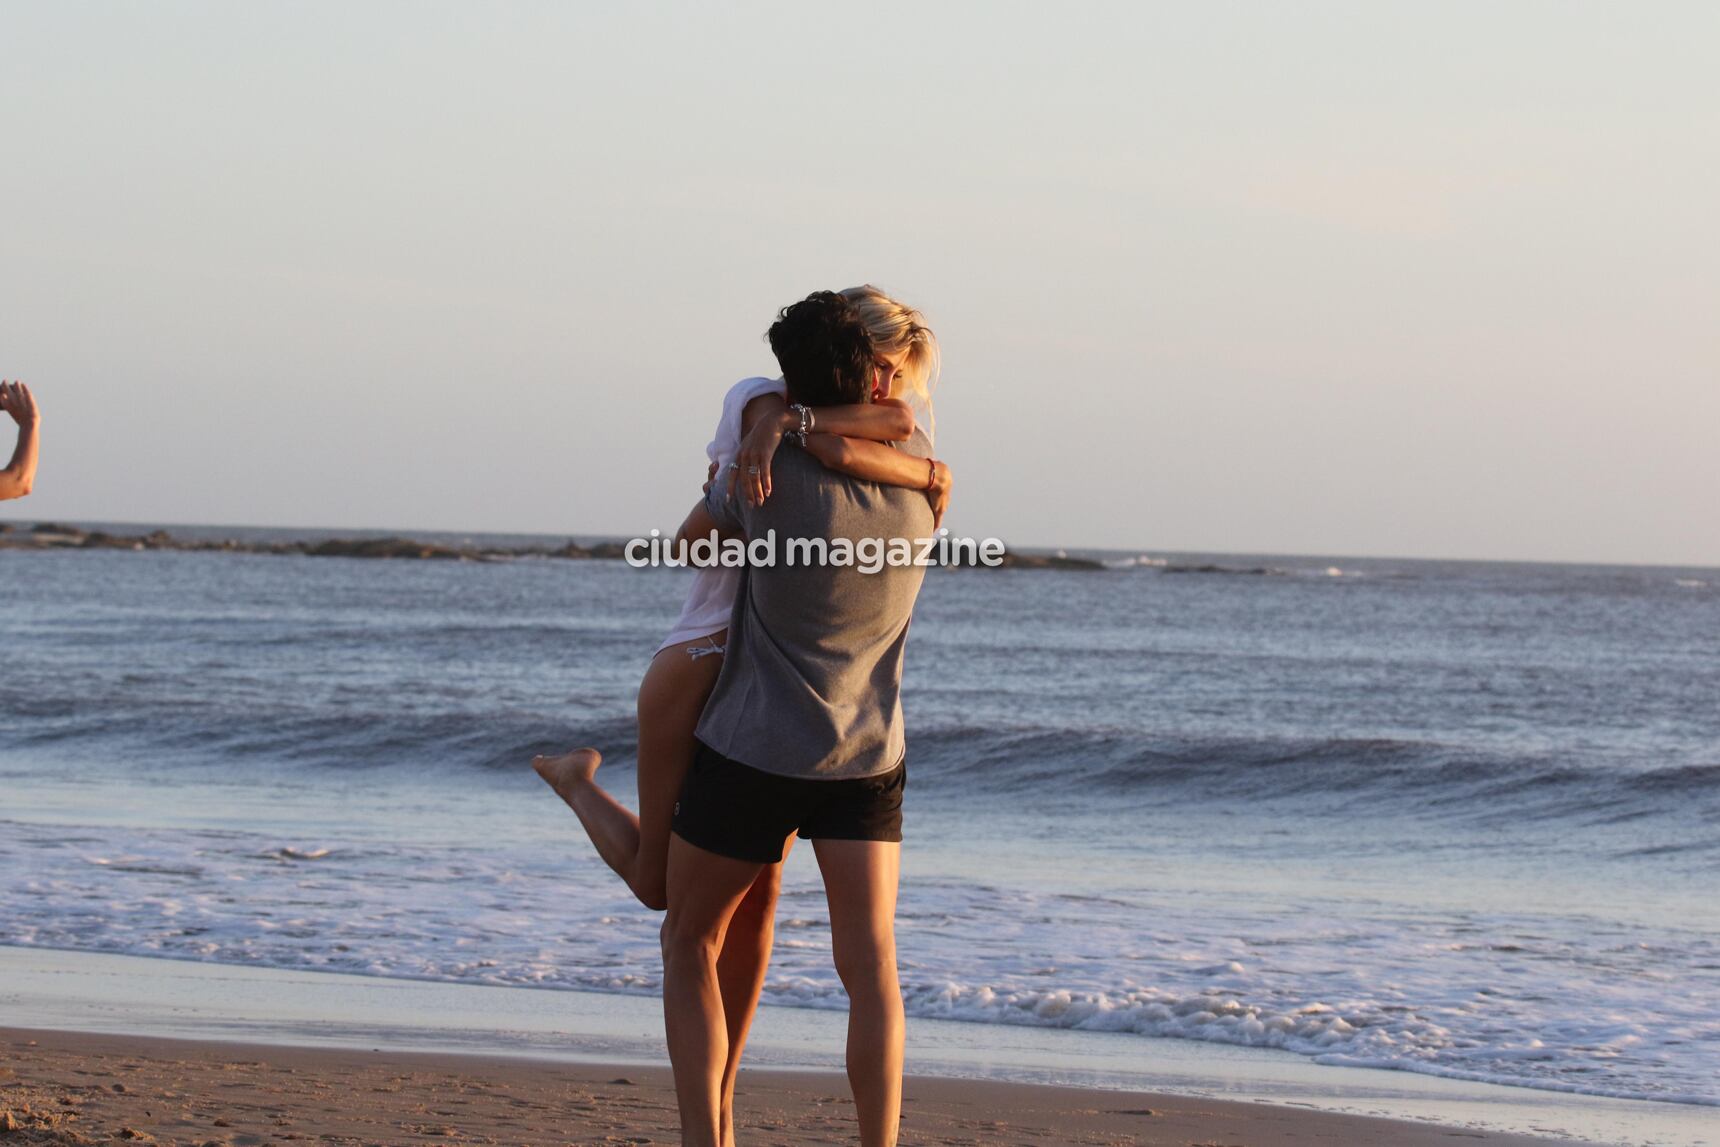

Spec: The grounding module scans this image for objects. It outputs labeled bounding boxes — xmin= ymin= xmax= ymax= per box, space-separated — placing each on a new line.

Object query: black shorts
xmin=671 ymin=741 xmax=905 ymax=864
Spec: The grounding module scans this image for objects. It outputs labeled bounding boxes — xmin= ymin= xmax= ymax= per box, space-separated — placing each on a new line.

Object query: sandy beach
xmin=1 ymin=1026 xmax=1574 ymax=1147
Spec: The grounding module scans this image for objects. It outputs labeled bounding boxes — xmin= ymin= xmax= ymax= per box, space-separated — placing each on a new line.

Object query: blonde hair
xmin=840 ymin=284 xmax=940 ymax=442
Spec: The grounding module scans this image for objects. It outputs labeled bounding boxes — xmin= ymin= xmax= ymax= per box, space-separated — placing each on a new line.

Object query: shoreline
xmin=1 ymin=1026 xmax=1568 ymax=1147
xmin=5 ymin=948 xmax=1713 ymax=1146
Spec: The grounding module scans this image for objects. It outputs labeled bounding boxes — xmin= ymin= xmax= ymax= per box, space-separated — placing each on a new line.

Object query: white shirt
xmin=656 ymin=376 xmax=787 ymax=652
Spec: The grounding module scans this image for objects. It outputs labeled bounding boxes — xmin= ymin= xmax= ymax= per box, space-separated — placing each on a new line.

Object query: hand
xmin=728 ymin=410 xmax=789 ymax=506
xmin=702 ymin=460 xmax=719 ymax=496
xmin=926 ymin=460 xmax=952 ymax=531
xmin=0 ymin=381 xmax=38 ymax=426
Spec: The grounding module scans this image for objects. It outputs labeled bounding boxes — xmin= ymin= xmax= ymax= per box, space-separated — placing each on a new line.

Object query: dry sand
xmin=0 ymin=1027 xmax=1569 ymax=1146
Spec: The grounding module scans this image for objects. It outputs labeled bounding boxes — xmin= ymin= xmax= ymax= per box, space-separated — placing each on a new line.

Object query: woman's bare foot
xmin=533 ymin=748 xmax=601 ymax=804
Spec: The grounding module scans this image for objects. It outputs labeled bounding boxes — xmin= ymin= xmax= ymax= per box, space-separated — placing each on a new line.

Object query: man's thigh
xmin=811 ymin=839 xmax=901 ymax=970
xmin=663 ymin=834 xmax=769 ymax=945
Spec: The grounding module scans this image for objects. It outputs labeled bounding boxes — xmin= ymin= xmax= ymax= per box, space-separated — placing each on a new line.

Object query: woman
xmin=532 ymin=286 xmax=948 ymax=908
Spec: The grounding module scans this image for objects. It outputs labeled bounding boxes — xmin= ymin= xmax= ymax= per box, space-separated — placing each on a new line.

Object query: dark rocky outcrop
xmin=994 ymin=552 xmax=1105 ymax=570
xmin=304 ymin=537 xmax=464 ymax=560
xmin=1160 ymin=563 xmax=1281 ymax=576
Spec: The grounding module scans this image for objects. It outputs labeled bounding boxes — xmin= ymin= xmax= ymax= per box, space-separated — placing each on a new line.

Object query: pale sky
xmin=2 ymin=1 xmax=1715 ymax=565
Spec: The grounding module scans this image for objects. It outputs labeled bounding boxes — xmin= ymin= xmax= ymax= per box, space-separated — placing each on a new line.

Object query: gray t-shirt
xmin=694 ymin=430 xmax=935 ymax=780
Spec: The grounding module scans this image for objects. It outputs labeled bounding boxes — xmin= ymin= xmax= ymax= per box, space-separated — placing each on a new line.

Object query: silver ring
xmin=747 ymin=466 xmax=761 ymax=475
xmin=726 ymin=462 xmax=740 ymax=471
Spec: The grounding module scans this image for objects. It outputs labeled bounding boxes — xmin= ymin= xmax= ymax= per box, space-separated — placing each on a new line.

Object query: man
xmin=1 ymin=380 xmax=41 ymax=500
xmin=661 ymin=292 xmax=933 ymax=1147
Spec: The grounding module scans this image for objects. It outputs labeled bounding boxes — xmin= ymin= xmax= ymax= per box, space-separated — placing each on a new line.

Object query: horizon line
xmin=2 ymin=514 xmax=1716 ymax=574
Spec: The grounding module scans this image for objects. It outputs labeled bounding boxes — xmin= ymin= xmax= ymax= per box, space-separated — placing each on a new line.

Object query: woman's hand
xmin=926 ymin=460 xmax=952 ymax=531
xmin=729 ymin=409 xmax=791 ymax=506
xmin=1 ymin=381 xmax=38 ymax=426
xmin=703 ymin=460 xmax=720 ymax=496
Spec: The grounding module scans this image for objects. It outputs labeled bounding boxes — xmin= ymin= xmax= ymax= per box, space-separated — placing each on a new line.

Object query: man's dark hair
xmin=767 ymin=291 xmax=875 ymax=407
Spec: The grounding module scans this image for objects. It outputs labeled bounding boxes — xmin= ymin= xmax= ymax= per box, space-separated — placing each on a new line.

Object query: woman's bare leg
xmin=533 ymin=630 xmax=727 ymax=911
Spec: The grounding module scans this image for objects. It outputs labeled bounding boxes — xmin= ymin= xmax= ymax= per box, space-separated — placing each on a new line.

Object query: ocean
xmin=2 ymin=531 xmax=1716 ymax=1114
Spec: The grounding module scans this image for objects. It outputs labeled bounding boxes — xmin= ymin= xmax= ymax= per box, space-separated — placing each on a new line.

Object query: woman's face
xmin=872 ymin=348 xmax=912 ymax=402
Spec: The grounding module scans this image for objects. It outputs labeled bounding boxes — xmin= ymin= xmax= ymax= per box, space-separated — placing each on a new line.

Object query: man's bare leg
xmin=661 ymin=833 xmax=768 ymax=1147
xmin=714 ymin=842 xmax=792 ymax=1146
xmin=814 ymin=838 xmax=904 ymax=1147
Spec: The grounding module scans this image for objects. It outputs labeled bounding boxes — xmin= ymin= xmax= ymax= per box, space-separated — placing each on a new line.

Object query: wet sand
xmin=0 ymin=1027 xmax=1569 ymax=1146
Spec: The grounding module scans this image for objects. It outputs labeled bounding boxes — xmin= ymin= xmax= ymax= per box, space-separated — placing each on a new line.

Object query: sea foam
xmin=4 ymin=817 xmax=1715 ymax=1107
